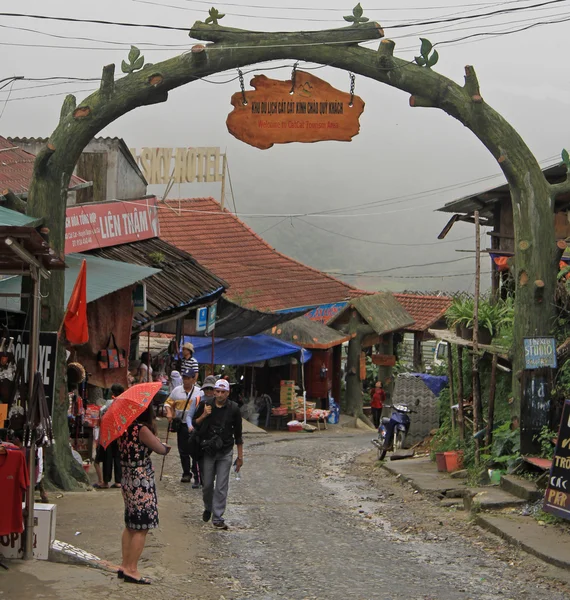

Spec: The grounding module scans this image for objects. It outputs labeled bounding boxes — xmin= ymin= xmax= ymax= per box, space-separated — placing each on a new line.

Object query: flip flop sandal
xmin=123 ymin=574 xmax=151 ymax=585
xmin=111 ymin=483 xmax=122 ymax=488
xmin=93 ymin=483 xmax=109 ymax=489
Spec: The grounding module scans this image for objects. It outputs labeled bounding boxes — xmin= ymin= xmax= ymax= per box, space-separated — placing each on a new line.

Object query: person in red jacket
xmin=370 ymin=381 xmax=386 ymax=429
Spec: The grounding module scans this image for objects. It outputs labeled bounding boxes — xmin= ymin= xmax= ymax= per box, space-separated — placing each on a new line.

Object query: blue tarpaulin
xmin=410 ymin=373 xmax=449 ymax=397
xmin=184 ymin=334 xmax=311 ymax=366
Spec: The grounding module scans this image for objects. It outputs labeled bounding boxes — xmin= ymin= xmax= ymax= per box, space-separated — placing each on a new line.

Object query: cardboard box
xmin=0 ymin=503 xmax=57 ymax=560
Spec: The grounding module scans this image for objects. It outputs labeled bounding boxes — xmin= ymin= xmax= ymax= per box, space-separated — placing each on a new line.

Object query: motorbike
xmin=371 ymin=402 xmax=417 ymax=460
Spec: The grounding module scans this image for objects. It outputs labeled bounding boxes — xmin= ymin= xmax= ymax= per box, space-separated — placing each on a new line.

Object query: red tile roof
xmin=0 ymin=136 xmax=85 ymax=195
xmin=158 ymin=197 xmax=367 ymax=312
xmin=393 ymin=293 xmax=453 ymax=332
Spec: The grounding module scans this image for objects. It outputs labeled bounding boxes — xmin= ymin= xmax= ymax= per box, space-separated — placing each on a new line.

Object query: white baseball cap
xmin=214 ymin=379 xmax=230 ymax=391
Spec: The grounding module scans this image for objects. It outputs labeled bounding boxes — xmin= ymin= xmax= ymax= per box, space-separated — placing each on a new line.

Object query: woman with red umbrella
xmin=100 ymin=382 xmax=170 ymax=585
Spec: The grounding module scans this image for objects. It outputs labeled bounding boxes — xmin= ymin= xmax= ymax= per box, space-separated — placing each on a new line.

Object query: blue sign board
xmin=523 ymin=337 xmax=557 ymax=369
xmin=306 ymin=302 xmax=348 ymax=325
xmin=206 ymin=302 xmax=217 ymax=334
xmin=196 ymin=307 xmax=208 ymax=332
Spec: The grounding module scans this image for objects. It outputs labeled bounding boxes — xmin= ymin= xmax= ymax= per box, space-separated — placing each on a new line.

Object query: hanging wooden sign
xmin=226 ymin=71 xmax=364 ymax=150
xmin=371 ymin=354 xmax=397 ymax=367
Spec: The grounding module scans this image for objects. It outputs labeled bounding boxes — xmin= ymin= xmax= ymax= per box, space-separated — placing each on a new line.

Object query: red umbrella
xmin=99 ymin=382 xmax=162 ymax=449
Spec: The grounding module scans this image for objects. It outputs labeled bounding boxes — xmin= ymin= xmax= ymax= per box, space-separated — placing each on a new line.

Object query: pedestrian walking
xmin=164 ymin=367 xmax=201 ymax=483
xmin=93 ymin=383 xmax=124 ymax=489
xmin=178 ymin=342 xmax=199 ymax=374
xmin=194 ymin=379 xmax=243 ymax=530
xmin=371 ymin=381 xmax=386 ymax=430
xmin=185 ymin=375 xmax=217 ymax=488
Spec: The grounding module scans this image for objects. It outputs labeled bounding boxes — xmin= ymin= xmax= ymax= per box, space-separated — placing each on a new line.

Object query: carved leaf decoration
xmin=121 ymin=60 xmax=131 ymax=74
xmin=206 ymin=7 xmax=225 ymax=25
xmin=344 ymin=3 xmax=369 ymax=25
xmin=420 ymin=38 xmax=432 ymax=56
xmin=427 ymin=49 xmax=439 ymax=68
xmin=562 ymin=148 xmax=570 ymax=169
xmin=128 ymin=46 xmax=141 ymax=63
xmin=414 ymin=56 xmax=426 ymax=67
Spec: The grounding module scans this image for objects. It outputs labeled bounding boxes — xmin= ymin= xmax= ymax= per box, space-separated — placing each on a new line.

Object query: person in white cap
xmin=193 ymin=378 xmax=243 ymax=530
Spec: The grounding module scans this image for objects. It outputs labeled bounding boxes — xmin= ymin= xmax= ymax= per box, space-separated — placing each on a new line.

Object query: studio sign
xmin=226 ymin=72 xmax=364 ymax=150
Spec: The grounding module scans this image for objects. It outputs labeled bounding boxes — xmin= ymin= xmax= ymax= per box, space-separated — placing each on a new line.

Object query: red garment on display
xmin=371 ymin=389 xmax=386 ymax=409
xmin=0 ymin=447 xmax=29 ymax=535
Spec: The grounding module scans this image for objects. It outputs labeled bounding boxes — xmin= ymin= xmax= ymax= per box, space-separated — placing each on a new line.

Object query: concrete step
xmin=440 ymin=498 xmax=464 ymax=510
xmin=464 ymin=487 xmax=527 ymax=512
xmin=500 ymin=475 xmax=543 ymax=502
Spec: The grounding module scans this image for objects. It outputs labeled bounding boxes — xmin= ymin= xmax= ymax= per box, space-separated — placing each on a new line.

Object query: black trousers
xmin=177 ymin=425 xmax=191 ymax=476
xmin=102 ymin=440 xmax=122 ymax=484
xmin=371 ymin=408 xmax=382 ymax=430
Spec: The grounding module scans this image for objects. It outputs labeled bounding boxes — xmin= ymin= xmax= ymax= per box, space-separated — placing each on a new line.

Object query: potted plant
xmin=445 ymin=297 xmax=474 ymax=338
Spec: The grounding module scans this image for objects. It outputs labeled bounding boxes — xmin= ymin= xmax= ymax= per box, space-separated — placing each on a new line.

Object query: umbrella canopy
xmin=99 ymin=382 xmax=162 ymax=449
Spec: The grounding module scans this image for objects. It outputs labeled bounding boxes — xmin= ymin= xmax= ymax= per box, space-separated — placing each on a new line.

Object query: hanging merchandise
xmin=0 ymin=441 xmax=29 ymax=537
xmin=7 ymin=359 xmax=27 ymax=433
xmin=24 ymin=372 xmax=54 ymax=449
xmin=97 ymin=333 xmax=127 ymax=370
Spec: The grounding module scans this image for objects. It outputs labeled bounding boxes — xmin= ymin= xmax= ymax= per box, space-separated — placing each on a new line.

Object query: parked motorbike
xmin=371 ymin=401 xmax=417 ymax=460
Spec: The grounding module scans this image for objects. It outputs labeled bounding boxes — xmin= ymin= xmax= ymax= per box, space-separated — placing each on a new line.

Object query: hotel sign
xmin=65 ymin=198 xmax=159 ymax=253
xmin=130 ymin=147 xmax=224 ymax=185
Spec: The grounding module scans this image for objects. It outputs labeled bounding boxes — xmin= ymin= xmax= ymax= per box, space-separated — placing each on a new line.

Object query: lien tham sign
xmin=130 ymin=147 xmax=224 ymax=185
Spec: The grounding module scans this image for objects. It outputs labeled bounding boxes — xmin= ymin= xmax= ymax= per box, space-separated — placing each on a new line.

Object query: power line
xmin=0 ymin=1 xmax=566 ymax=35
xmin=326 ymin=256 xmax=474 ymax=277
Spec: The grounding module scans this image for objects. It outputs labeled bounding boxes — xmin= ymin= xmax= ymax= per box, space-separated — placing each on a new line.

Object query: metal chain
xmin=238 ymin=69 xmax=247 ymax=106
xmin=290 ymin=61 xmax=299 ymax=95
xmin=348 ymin=72 xmax=356 ymax=107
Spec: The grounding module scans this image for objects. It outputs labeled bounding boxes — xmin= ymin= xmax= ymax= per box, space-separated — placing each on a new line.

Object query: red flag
xmin=63 ymin=259 xmax=88 ymax=345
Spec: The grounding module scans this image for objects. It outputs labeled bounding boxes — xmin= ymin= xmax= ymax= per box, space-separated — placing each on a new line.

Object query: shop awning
xmin=212 ymin=296 xmax=309 ymax=338
xmin=184 ymin=334 xmax=311 ymax=366
xmin=265 ymin=316 xmax=350 ymax=349
xmin=88 ymin=238 xmax=226 ymax=333
xmin=0 ymin=252 xmax=159 ymax=311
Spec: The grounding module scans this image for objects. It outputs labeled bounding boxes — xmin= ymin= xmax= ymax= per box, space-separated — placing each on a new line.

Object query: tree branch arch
xmin=28 ymin=18 xmax=558 ymax=484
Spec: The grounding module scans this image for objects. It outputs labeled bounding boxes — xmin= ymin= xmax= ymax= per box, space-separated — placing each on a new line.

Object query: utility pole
xmin=473 ymin=210 xmax=482 ymax=463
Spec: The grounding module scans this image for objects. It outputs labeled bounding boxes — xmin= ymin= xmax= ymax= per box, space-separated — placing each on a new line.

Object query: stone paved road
xmin=204 ymin=431 xmax=570 ymax=600
xmin=3 ymin=429 xmax=570 ymax=600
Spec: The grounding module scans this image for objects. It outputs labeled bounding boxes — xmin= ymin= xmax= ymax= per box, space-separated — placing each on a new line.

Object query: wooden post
xmin=473 ymin=210 xmax=481 ymax=463
xmin=457 ymin=346 xmax=465 ymax=441
xmin=413 ymin=332 xmax=423 ymax=372
xmin=220 ymin=153 xmax=227 ymax=211
xmin=447 ymin=343 xmax=456 ymax=431
xmin=485 ymin=354 xmax=498 ymax=448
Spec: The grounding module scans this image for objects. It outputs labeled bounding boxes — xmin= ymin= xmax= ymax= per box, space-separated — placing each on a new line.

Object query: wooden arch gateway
xmin=27 ymin=9 xmax=568 ymax=486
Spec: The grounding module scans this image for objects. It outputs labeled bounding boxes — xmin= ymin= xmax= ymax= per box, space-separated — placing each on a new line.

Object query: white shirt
xmin=166 ymin=384 xmax=201 ymax=421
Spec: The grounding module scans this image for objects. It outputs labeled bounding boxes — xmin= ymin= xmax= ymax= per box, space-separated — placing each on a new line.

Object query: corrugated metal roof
xmin=329 ymin=292 xmax=415 ymax=336
xmin=88 ymin=238 xmax=226 ymax=332
xmin=0 ymin=136 xmax=87 ymax=194
xmin=0 ymin=253 xmax=159 ymax=310
xmin=266 ymin=315 xmax=350 ymax=349
xmin=0 ymin=205 xmax=39 ymax=227
xmin=214 ymin=296 xmax=307 ymax=338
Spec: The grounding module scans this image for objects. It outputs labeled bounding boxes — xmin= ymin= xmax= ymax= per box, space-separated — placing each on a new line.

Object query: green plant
xmin=535 ymin=425 xmax=556 ymax=460
xmin=430 ymin=420 xmax=460 ymax=456
xmin=445 ymin=297 xmax=474 ymax=330
xmin=479 ymin=300 xmax=505 ymax=336
xmin=147 ymin=250 xmax=165 ymax=265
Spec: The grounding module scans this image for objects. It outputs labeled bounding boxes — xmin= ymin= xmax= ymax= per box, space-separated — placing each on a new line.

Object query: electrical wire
xmin=327 ymin=256 xmax=474 ymax=277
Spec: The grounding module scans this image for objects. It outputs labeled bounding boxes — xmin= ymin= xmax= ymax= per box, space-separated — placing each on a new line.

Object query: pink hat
xmin=214 ymin=379 xmax=230 ymax=391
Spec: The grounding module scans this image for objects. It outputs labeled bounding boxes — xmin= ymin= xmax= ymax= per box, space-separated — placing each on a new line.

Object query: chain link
xmin=290 ymin=61 xmax=299 ymax=95
xmin=238 ymin=69 xmax=247 ymax=106
xmin=348 ymin=72 xmax=356 ymax=107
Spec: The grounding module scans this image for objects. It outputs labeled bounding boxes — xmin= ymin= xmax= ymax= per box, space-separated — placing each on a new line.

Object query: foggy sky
xmin=3 ymin=0 xmax=569 ymax=295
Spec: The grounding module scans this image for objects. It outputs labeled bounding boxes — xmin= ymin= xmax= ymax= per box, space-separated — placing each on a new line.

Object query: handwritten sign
xmin=521 ymin=369 xmax=551 ymax=455
xmin=544 ymin=400 xmax=570 ymax=520
xmin=226 ymin=72 xmax=364 ymax=150
xmin=524 ymin=337 xmax=557 ymax=369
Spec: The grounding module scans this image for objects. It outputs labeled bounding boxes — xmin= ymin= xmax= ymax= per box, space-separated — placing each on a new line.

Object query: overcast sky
xmin=2 ymin=0 xmax=569 ymax=294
